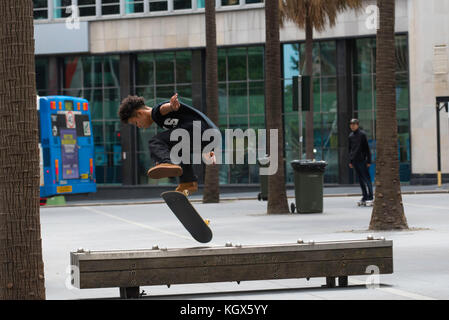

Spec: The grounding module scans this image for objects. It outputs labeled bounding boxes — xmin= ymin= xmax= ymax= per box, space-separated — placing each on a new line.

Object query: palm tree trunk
xmin=305 ymin=13 xmax=315 ymax=159
xmin=369 ymin=0 xmax=408 ymax=230
xmin=203 ymin=0 xmax=220 ymax=203
xmin=0 ymin=0 xmax=46 ymax=299
xmin=265 ymin=0 xmax=290 ymax=214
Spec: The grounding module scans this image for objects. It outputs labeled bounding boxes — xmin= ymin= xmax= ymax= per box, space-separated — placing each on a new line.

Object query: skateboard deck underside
xmin=161 ymin=191 xmax=213 ymax=243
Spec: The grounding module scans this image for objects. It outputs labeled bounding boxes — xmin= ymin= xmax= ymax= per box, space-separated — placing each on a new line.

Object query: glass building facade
xmin=217 ymin=46 xmax=265 ymax=184
xmin=134 ymin=50 xmax=194 ymax=185
xmin=34 ymin=34 xmax=410 ymax=186
xmin=352 ymin=34 xmax=410 ymax=182
xmin=62 ymin=55 xmax=122 ymax=184
xmin=282 ymin=41 xmax=339 ymax=183
xmin=281 ymin=35 xmax=410 ymax=184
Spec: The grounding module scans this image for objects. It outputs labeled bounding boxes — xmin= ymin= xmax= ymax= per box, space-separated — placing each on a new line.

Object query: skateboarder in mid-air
xmin=348 ymin=118 xmax=374 ymax=206
xmin=118 ymin=93 xmax=217 ymax=195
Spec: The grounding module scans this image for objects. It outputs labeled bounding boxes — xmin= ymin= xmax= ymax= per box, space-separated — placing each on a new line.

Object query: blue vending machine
xmin=38 ymin=96 xmax=97 ymax=198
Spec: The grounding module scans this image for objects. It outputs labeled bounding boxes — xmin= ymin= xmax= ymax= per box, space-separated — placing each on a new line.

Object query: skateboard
xmin=357 ymin=200 xmax=374 ymax=207
xmin=161 ymin=191 xmax=213 ymax=243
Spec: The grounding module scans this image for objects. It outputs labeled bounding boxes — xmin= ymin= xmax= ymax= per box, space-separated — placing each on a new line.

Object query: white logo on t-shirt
xmin=164 ymin=118 xmax=179 ymax=128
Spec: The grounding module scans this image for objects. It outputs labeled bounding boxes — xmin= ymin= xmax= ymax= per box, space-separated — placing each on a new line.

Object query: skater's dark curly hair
xmin=118 ymin=95 xmax=146 ymax=124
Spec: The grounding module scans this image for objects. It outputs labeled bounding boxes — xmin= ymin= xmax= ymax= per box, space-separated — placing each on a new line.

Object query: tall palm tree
xmin=202 ymin=0 xmax=220 ymax=203
xmin=265 ymin=0 xmax=290 ymax=214
xmin=280 ymin=0 xmax=362 ymax=159
xmin=369 ymin=0 xmax=408 ymax=230
xmin=0 ymin=0 xmax=46 ymax=299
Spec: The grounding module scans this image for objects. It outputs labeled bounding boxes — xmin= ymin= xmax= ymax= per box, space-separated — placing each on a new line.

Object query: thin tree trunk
xmin=305 ymin=14 xmax=314 ymax=160
xmin=370 ymin=0 xmax=408 ymax=230
xmin=0 ymin=0 xmax=46 ymax=299
xmin=203 ymin=0 xmax=220 ymax=203
xmin=265 ymin=0 xmax=290 ymax=214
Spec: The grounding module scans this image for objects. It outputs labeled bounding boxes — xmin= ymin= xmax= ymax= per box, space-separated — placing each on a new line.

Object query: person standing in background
xmin=348 ymin=119 xmax=374 ymax=206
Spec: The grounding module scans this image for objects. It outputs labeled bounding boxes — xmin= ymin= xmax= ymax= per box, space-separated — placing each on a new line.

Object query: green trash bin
xmin=257 ymin=157 xmax=269 ymax=201
xmin=290 ymin=160 xmax=327 ymax=213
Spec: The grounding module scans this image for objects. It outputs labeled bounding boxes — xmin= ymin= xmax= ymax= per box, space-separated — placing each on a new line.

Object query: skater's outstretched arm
xmin=160 ymin=93 xmax=181 ymax=116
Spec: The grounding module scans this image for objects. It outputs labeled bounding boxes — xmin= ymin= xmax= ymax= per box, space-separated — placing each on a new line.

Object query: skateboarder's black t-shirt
xmin=152 ymin=101 xmax=211 ymax=132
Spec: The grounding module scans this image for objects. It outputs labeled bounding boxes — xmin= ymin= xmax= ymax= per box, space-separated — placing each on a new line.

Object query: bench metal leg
xmin=119 ymin=286 xmax=140 ymax=299
xmin=326 ymin=277 xmax=336 ymax=288
xmin=338 ymin=276 xmax=348 ymax=287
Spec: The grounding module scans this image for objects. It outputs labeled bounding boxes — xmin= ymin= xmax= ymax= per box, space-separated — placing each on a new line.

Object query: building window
xmin=35 ymin=57 xmax=49 ymax=96
xmin=174 ymin=0 xmax=191 ymax=10
xmin=217 ymin=46 xmax=265 ymax=184
xmin=125 ymin=0 xmax=144 ymax=13
xmin=33 ymin=0 xmax=48 ymax=20
xmin=101 ymin=0 xmax=120 ymax=15
xmin=352 ymin=34 xmax=410 ymax=182
xmin=78 ymin=0 xmax=96 ymax=16
xmin=149 ymin=0 xmax=168 ymax=11
xmin=245 ymin=0 xmax=263 ymax=3
xmin=53 ymin=0 xmax=73 ymax=19
xmin=282 ymin=41 xmax=339 ymax=184
xmin=135 ymin=51 xmax=193 ymax=185
xmin=63 ymin=55 xmax=122 ymax=184
xmin=221 ymin=0 xmax=239 ymax=6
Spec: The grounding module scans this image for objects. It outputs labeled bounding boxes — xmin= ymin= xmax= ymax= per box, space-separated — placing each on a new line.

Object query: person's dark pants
xmin=352 ymin=160 xmax=373 ymax=201
xmin=148 ymin=129 xmax=207 ymax=183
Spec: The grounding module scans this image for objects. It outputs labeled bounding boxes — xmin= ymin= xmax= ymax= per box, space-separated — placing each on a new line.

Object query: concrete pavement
xmin=40 ymin=191 xmax=449 ymax=300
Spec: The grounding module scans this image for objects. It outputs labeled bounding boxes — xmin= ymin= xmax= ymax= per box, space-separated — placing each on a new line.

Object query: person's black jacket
xmin=348 ymin=129 xmax=371 ymax=164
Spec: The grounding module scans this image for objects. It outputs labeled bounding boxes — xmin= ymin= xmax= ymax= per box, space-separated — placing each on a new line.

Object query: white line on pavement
xmin=348 ymin=279 xmax=437 ymax=300
xmin=81 ymin=206 xmax=194 ymax=242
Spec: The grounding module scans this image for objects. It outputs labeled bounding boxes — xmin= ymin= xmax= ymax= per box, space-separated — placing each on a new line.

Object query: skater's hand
xmin=203 ymin=151 xmax=216 ymax=165
xmin=367 ymin=163 xmax=371 ymax=168
xmin=349 ymin=163 xmax=353 ymax=168
xmin=170 ymin=93 xmax=180 ymax=112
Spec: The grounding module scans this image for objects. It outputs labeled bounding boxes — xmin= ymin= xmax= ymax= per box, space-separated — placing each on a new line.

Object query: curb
xmin=41 ymin=189 xmax=449 ymax=208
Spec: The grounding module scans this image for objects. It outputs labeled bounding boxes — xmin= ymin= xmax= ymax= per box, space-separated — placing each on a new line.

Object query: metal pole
xmin=298 ymin=76 xmax=303 ymax=159
xmin=437 ymin=102 xmax=442 ymax=187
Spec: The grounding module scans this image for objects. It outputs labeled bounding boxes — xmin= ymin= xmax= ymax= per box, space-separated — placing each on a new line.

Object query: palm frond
xmin=280 ymin=0 xmax=363 ymax=32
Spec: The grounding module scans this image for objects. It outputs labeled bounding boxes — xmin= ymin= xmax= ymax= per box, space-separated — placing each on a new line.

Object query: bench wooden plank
xmin=77 ymin=257 xmax=393 ymax=289
xmin=77 ymin=247 xmax=392 ymax=272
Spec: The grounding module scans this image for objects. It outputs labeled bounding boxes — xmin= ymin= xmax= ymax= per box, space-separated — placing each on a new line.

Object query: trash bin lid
xmin=290 ymin=160 xmax=327 ymax=172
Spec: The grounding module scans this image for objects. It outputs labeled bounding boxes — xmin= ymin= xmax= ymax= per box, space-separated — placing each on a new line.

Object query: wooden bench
xmin=70 ymin=237 xmax=393 ymax=298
